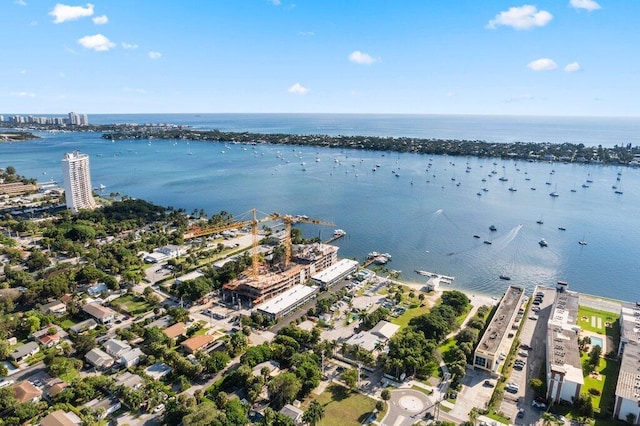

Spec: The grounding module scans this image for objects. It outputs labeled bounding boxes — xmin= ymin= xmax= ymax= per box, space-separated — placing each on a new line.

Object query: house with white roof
xmin=103 ymin=338 xmax=131 ymax=357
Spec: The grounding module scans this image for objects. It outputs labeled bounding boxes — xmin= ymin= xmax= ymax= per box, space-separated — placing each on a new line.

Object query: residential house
xmin=85 ymin=348 xmax=114 ymax=370
xmin=115 ymin=372 xmax=144 ymax=390
xmin=40 ymin=300 xmax=67 ymax=316
xmin=68 ymin=318 xmax=97 ymax=334
xmin=40 ymin=410 xmax=82 ymax=426
xmin=279 ymin=404 xmax=304 ymax=425
xmin=10 ymin=341 xmax=40 ymax=362
xmin=46 ymin=381 xmax=70 ymax=400
xmin=82 ymin=303 xmax=116 ymax=324
xmin=32 ymin=324 xmax=68 ymax=348
xmin=103 ymin=338 xmax=131 ymax=357
xmin=180 ymin=334 xmax=215 ymax=354
xmin=13 ymin=381 xmax=42 ymax=403
xmin=144 ymin=362 xmax=173 ymax=380
xmin=119 ymin=348 xmax=144 ymax=368
xmin=87 ymin=283 xmax=108 ymax=297
xmin=83 ymin=396 xmax=122 ymax=420
xmin=163 ymin=322 xmax=187 ymax=340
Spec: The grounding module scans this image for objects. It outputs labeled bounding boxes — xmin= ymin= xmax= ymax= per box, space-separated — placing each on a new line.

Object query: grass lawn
xmin=111 ymin=294 xmax=153 ymax=315
xmin=581 ymin=353 xmax=620 ymax=415
xmin=311 ymin=384 xmax=377 ymax=426
xmin=577 ymin=306 xmax=619 ymax=335
xmin=390 ymin=304 xmax=430 ymax=328
xmin=486 ymin=411 xmax=510 ymax=424
xmin=438 ymin=338 xmax=458 ymax=363
xmin=59 ymin=318 xmax=77 ymax=328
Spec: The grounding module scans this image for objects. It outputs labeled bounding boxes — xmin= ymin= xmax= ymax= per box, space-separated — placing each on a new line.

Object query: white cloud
xmin=570 ymin=0 xmax=601 ymax=11
xmin=124 ymin=87 xmax=147 ymax=94
xmin=348 ymin=50 xmax=378 ymax=65
xmin=30 ymin=20 xmax=38 ymax=26
xmin=445 ymin=91 xmax=457 ymax=97
xmin=121 ymin=42 xmax=138 ymax=50
xmin=487 ymin=5 xmax=553 ymax=30
xmin=19 ymin=69 xmax=27 ymax=75
xmin=50 ymin=3 xmax=95 ymax=24
xmin=59 ymin=72 xmax=66 ymax=78
xmin=298 ymin=31 xmax=315 ymax=36
xmin=92 ymin=14 xmax=108 ymax=25
xmin=270 ymin=0 xmax=281 ymax=5
xmin=77 ymin=34 xmax=115 ymax=52
xmin=148 ymin=51 xmax=162 ymax=60
xmin=527 ymin=58 xmax=557 ymax=71
xmin=564 ymin=61 xmax=581 ymax=72
xmin=11 ymin=91 xmax=36 ymax=97
xmin=14 ymin=0 xmax=27 ymax=6
xmin=287 ymin=83 xmax=309 ymax=95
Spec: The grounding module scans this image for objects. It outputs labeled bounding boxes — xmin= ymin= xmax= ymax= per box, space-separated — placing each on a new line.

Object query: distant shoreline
xmin=3 ymin=121 xmax=640 ymax=166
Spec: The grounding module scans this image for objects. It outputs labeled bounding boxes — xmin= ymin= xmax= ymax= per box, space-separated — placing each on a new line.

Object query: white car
xmin=153 ymin=404 xmax=165 ymax=413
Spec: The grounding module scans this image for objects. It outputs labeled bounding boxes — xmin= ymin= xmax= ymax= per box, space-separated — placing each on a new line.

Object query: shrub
xmin=588 ymin=387 xmax=601 ymax=396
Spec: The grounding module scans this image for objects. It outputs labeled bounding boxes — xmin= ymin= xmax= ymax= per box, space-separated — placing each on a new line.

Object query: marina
xmin=2 ymin=115 xmax=639 ymax=300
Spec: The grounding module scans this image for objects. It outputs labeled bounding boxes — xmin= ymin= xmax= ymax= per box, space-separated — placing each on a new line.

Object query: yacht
xmin=483 ymin=240 xmax=493 ymax=245
xmin=558 ymin=227 xmax=566 ymax=231
xmin=539 ymin=238 xmax=548 ymax=247
xmin=578 ymin=240 xmax=588 ymax=246
xmin=489 ymin=225 xmax=497 ymax=231
xmin=333 ymin=229 xmax=346 ymax=238
xmin=499 ymin=275 xmax=511 ymax=281
xmin=473 ymin=234 xmax=481 ymax=239
xmin=415 ymin=270 xmax=430 ymax=276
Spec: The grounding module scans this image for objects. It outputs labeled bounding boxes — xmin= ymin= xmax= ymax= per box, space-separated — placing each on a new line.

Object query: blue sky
xmin=2 ymin=0 xmax=638 ymax=116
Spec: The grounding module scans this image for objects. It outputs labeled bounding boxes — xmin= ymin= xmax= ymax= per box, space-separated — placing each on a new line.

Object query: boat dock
xmin=324 ymin=229 xmax=347 ymax=244
xmin=422 ymin=271 xmax=455 ymax=292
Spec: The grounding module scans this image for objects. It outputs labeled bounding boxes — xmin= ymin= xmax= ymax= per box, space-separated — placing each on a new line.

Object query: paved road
xmin=381 ymin=389 xmax=432 ymax=426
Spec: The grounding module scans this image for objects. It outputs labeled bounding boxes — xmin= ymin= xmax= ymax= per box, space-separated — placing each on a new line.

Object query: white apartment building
xmin=61 ymin=151 xmax=97 ymax=214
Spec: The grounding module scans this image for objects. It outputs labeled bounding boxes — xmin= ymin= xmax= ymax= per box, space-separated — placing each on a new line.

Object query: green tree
xmin=182 ymin=401 xmax=221 ymax=426
xmin=25 ymin=249 xmax=50 ymax=272
xmin=267 ymin=372 xmax=302 ymax=410
xmin=303 ymin=400 xmax=325 ymax=426
xmin=341 ymin=368 xmax=358 ymax=389
xmin=381 ymin=389 xmax=391 ymax=400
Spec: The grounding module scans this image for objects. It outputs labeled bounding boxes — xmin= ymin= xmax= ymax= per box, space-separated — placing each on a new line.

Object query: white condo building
xmin=61 ymin=151 xmax=97 ymax=214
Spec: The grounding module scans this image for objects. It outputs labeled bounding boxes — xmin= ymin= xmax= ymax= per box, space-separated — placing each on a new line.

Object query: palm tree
xmin=303 ymin=400 xmax=325 ymax=426
xmin=541 ymin=412 xmax=560 ymax=426
xmin=468 ymin=407 xmax=479 ymax=425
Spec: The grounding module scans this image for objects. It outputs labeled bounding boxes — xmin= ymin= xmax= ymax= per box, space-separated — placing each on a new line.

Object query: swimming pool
xmin=590 ymin=336 xmax=604 ymax=348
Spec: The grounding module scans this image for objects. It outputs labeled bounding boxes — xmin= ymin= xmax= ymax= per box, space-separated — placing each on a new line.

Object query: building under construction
xmin=222 ymin=243 xmax=339 ymax=306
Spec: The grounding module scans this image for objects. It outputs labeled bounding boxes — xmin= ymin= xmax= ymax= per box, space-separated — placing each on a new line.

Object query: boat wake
xmin=492 ymin=224 xmax=523 ymax=251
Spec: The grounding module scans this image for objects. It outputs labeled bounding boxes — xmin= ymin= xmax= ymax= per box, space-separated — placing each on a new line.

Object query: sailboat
xmin=614 ymin=179 xmax=623 ymax=194
xmin=536 ymin=215 xmax=544 ymax=225
xmin=549 ymin=184 xmax=559 ymax=198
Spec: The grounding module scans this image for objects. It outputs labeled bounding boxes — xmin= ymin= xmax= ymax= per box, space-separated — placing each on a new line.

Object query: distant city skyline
xmin=2 ymin=1 xmax=639 ymax=117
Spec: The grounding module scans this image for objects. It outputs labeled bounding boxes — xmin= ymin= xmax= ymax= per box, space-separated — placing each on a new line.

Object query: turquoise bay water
xmin=2 ymin=114 xmax=640 ymax=301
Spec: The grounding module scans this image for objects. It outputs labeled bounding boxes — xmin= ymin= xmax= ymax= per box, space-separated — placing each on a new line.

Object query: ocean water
xmin=2 ymin=114 xmax=640 ymax=301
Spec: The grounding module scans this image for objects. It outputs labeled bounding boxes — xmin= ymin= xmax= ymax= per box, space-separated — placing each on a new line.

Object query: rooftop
xmin=181 ymin=334 xmax=216 ymax=353
xmin=546 ymin=290 xmax=583 ymax=384
xmin=311 ymin=258 xmax=359 ymax=285
xmin=615 ymin=302 xmax=640 ymax=401
xmin=477 ymin=285 xmax=524 ymax=354
xmin=256 ymin=284 xmax=318 ymax=315
xmin=163 ymin=322 xmax=187 ymax=339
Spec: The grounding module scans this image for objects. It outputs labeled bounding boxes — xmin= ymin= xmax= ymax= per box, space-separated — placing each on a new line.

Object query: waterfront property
xmin=613 ymin=302 xmax=640 ymax=422
xmin=311 ymin=258 xmax=359 ymax=289
xmin=546 ymin=287 xmax=583 ymax=404
xmin=474 ymin=285 xmax=525 ymax=372
xmin=256 ymin=284 xmax=319 ymax=322
xmin=61 ymin=150 xmax=97 ymax=214
xmin=223 ymin=243 xmax=338 ymax=304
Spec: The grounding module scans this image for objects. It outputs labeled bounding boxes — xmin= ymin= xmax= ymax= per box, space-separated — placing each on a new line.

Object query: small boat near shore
xmin=499 ymin=275 xmax=511 ymax=280
xmin=415 ymin=270 xmax=430 ymax=276
xmin=489 ymin=225 xmax=497 ymax=231
xmin=483 ymin=240 xmax=492 ymax=245
xmin=539 ymin=238 xmax=548 ymax=247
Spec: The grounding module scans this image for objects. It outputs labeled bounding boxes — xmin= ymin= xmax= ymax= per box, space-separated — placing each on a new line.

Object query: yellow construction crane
xmin=270 ymin=214 xmax=335 ymax=267
xmin=183 ymin=209 xmax=334 ymax=275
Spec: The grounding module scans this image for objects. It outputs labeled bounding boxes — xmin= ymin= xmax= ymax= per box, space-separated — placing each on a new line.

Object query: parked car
xmin=517 ymin=408 xmax=525 ymax=418
xmin=532 ymin=400 xmax=547 ymax=409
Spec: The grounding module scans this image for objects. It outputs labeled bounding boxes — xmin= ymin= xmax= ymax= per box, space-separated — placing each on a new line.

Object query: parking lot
xmin=500 ymin=285 xmax=556 ymax=425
